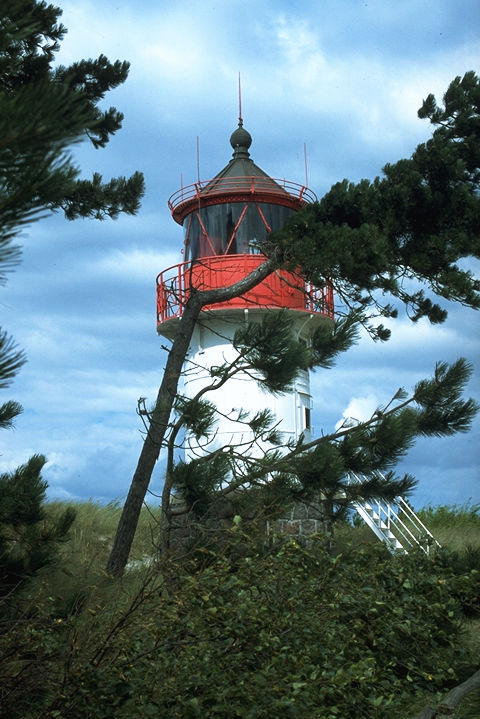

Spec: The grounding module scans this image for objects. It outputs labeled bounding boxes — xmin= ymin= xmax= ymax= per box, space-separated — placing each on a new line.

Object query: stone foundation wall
xmin=268 ymin=501 xmax=326 ymax=539
xmin=169 ymin=498 xmax=327 ymax=552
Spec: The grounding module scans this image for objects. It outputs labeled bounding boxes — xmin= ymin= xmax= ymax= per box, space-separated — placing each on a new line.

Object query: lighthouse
xmin=152 ymin=119 xmax=441 ymax=555
xmin=156 ymin=120 xmax=334 ymax=461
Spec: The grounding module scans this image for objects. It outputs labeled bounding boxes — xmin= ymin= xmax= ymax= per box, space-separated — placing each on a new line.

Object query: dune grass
xmin=45 ymin=499 xmax=162 ymax=573
xmin=44 ymin=498 xmax=480 ymax=573
xmin=35 ymin=500 xmax=163 ymax=617
xmin=417 ymin=502 xmax=480 ymax=551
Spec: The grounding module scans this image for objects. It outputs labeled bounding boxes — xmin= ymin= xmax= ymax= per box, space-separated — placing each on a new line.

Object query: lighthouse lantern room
xmin=156 ymin=121 xmax=334 ymax=458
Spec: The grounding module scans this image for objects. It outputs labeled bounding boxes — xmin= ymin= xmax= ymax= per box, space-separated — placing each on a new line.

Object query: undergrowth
xmin=1 ymin=500 xmax=477 ymax=718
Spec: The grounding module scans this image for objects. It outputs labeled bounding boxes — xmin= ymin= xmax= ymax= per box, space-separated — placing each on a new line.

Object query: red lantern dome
xmin=156 ymin=122 xmax=333 ymax=336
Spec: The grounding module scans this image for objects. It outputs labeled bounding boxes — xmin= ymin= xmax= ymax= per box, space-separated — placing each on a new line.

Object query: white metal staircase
xmin=349 ymin=472 xmax=440 ymax=555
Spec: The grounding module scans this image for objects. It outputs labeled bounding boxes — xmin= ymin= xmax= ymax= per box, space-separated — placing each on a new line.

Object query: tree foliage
xmin=0 ymin=0 xmax=145 ymax=271
xmin=0 ymin=0 xmax=144 ymax=585
xmin=272 ymin=71 xmax=480 ymax=334
xmin=0 ymin=455 xmax=75 ymax=598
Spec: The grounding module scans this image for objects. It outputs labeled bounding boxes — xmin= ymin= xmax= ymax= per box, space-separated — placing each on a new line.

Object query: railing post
xmin=178 ymin=263 xmax=183 ymax=314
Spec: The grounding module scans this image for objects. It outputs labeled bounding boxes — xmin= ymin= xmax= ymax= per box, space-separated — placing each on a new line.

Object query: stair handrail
xmin=352 ymin=500 xmax=405 ymax=551
xmin=362 ymin=498 xmax=419 ymax=552
xmin=347 ymin=472 xmax=440 ymax=555
xmin=371 ymin=500 xmax=427 ymax=552
xmin=397 ymin=497 xmax=441 ymax=548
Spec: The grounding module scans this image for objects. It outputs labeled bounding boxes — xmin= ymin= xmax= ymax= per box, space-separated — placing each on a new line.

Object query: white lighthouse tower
xmin=156 ymin=121 xmax=334 ymax=460
xmin=154 ymin=120 xmax=440 ymax=554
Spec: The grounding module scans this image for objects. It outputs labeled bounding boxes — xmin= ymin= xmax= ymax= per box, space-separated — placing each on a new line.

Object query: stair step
xmin=348 ymin=472 xmax=439 ymax=556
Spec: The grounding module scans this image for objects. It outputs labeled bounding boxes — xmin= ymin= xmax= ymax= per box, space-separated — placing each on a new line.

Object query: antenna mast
xmin=238 ymin=72 xmax=243 ymax=125
xmin=196 ymin=136 xmax=200 ymax=184
xmin=304 ymin=142 xmax=309 ymax=188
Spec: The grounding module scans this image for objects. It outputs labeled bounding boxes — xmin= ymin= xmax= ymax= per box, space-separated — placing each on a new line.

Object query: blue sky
xmin=2 ymin=0 xmax=479 ymax=507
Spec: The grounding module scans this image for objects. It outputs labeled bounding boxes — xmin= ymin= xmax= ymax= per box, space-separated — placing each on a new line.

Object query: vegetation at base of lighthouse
xmin=107 ymin=70 xmax=480 ymax=575
xmin=0 ymin=1 xmax=144 ymax=595
xmin=1 ymin=504 xmax=480 ymax=718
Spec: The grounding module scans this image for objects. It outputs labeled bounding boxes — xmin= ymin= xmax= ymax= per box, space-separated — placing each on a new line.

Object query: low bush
xmin=1 ymin=530 xmax=478 ymax=719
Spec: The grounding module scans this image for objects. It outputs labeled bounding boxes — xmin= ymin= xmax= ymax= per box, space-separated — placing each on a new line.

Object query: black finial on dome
xmin=230 ymin=121 xmax=252 ymax=157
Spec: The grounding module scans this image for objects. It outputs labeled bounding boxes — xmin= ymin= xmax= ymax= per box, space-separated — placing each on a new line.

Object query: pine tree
xmin=0 ymin=455 xmax=75 ymax=598
xmin=0 ymin=0 xmax=144 ymax=247
xmin=0 ymin=1 xmax=144 ymax=584
xmin=107 ymin=72 xmax=479 ymax=574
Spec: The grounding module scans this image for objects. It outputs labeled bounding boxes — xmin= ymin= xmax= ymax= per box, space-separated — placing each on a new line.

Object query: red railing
xmin=168 ymin=176 xmax=317 ymax=219
xmin=156 ymin=254 xmax=334 ymax=327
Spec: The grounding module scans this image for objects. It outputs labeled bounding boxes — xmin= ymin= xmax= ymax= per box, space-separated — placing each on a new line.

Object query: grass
xmin=417 ymin=502 xmax=480 ymax=551
xmin=43 ymin=498 xmax=480 ymax=575
xmin=45 ymin=499 xmax=162 ymax=574
xmin=33 ymin=500 xmax=163 ymax=617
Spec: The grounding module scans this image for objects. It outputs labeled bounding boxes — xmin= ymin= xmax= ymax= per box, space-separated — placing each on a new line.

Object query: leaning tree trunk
xmin=106 ymin=292 xmax=203 ymax=575
xmin=106 ymin=258 xmax=277 ymax=575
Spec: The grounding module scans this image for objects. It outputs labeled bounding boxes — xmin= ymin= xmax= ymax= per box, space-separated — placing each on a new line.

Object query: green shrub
xmin=6 ymin=536 xmax=473 ymax=719
xmin=2 ymin=505 xmax=479 ymax=718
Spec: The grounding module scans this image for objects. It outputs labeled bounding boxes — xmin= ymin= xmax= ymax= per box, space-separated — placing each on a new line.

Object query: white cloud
xmin=335 ymin=393 xmax=380 ymax=430
xmin=94 ymin=248 xmax=179 ymax=282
